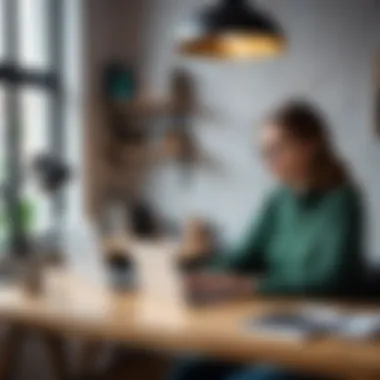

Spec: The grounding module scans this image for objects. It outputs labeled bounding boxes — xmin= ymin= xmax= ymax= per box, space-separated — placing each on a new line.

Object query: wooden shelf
xmin=112 ymin=98 xmax=193 ymax=117
xmin=117 ymin=98 xmax=173 ymax=116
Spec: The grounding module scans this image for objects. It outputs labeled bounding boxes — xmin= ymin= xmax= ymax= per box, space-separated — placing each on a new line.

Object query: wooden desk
xmin=0 ymin=272 xmax=380 ymax=380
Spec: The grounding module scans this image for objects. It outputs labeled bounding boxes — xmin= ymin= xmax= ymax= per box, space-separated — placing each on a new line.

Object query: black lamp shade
xmin=177 ymin=0 xmax=286 ymax=60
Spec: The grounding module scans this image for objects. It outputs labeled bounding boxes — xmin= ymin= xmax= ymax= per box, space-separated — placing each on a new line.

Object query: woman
xmin=174 ymin=101 xmax=364 ymax=380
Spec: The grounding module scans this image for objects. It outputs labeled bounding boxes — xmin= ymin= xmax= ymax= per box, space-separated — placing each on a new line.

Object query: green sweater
xmin=216 ymin=185 xmax=363 ymax=296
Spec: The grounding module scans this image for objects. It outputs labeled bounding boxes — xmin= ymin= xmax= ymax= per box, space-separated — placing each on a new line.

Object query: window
xmin=0 ymin=0 xmax=66 ymax=255
xmin=21 ymin=88 xmax=51 ymax=234
xmin=18 ymin=0 xmax=50 ymax=70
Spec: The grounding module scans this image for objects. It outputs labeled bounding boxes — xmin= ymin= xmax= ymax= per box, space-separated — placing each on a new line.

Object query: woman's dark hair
xmin=268 ymin=100 xmax=349 ymax=188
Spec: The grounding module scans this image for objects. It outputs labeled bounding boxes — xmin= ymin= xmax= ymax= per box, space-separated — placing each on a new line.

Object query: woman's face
xmin=260 ymin=123 xmax=316 ymax=184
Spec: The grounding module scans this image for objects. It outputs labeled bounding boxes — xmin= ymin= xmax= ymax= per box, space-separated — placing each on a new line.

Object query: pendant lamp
xmin=177 ymin=0 xmax=286 ymax=60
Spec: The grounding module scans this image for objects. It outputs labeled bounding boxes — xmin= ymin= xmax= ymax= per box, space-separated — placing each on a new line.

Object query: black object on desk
xmin=105 ymin=199 xmax=159 ymax=291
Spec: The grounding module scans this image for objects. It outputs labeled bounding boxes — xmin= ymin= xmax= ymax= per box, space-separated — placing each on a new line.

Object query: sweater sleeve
xmin=213 ymin=193 xmax=277 ymax=274
xmin=259 ymin=189 xmax=363 ymax=296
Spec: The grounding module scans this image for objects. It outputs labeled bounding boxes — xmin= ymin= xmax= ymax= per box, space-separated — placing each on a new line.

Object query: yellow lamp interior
xmin=179 ymin=32 xmax=286 ymax=60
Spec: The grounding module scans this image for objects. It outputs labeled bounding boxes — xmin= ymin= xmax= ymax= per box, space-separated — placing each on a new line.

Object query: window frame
xmin=0 ymin=0 xmax=65 ymax=255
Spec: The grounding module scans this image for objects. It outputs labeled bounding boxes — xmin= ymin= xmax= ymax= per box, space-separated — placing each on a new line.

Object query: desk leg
xmin=42 ymin=336 xmax=104 ymax=380
xmin=77 ymin=341 xmax=103 ymax=378
xmin=103 ymin=350 xmax=170 ymax=380
xmin=0 ymin=326 xmax=26 ymax=380
xmin=40 ymin=332 xmax=70 ymax=380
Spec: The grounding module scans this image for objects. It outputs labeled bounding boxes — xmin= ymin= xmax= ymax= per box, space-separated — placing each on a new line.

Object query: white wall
xmin=64 ymin=0 xmax=85 ymax=226
xmin=128 ymin=0 xmax=380 ymax=257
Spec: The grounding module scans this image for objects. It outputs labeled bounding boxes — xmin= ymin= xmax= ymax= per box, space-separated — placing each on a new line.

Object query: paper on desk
xmin=132 ymin=240 xmax=187 ymax=328
xmin=247 ymin=305 xmax=380 ymax=341
xmin=62 ymin=220 xmax=108 ymax=287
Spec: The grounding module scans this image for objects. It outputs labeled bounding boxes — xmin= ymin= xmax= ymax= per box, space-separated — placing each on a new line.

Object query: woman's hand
xmin=185 ymin=273 xmax=256 ymax=299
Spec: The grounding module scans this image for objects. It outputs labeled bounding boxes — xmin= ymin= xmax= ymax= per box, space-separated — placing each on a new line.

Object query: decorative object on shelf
xmin=104 ymin=62 xmax=136 ymax=102
xmin=179 ymin=217 xmax=218 ymax=273
xmin=129 ymin=199 xmax=160 ymax=239
xmin=160 ymin=68 xmax=199 ymax=182
xmin=103 ymin=62 xmax=145 ymax=166
xmin=177 ymin=0 xmax=286 ymax=60
xmin=102 ymin=192 xmax=160 ymax=243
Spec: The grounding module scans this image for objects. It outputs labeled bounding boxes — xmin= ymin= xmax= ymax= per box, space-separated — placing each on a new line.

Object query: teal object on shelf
xmin=105 ymin=63 xmax=136 ymax=101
